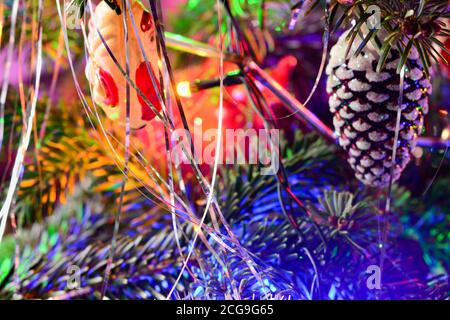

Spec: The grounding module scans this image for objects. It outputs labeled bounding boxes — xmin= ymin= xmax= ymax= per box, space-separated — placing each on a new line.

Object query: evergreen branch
xmin=0 ymin=182 xmax=184 ymax=299
xmin=322 ymin=0 xmax=449 ymax=74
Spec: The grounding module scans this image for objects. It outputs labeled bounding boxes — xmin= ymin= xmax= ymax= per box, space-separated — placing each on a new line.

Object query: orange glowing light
xmin=177 ymin=81 xmax=192 ymax=98
xmin=438 ymin=109 xmax=448 ymax=116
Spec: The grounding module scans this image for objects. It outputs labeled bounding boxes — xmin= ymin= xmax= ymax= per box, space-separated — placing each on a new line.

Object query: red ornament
xmin=98 ymin=68 xmax=119 ymax=106
xmin=135 ymin=62 xmax=161 ymax=122
xmin=86 ymin=1 xmax=161 ymax=129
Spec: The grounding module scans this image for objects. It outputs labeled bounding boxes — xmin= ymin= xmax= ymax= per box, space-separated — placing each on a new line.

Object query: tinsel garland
xmin=0 ymin=0 xmax=448 ymax=302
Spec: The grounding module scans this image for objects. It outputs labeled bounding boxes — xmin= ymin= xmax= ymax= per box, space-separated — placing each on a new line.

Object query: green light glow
xmin=188 ymin=0 xmax=201 ymax=10
xmin=0 ymin=260 xmax=12 ymax=284
xmin=110 ymin=111 xmax=119 ymax=120
xmin=232 ymin=0 xmax=245 ymax=16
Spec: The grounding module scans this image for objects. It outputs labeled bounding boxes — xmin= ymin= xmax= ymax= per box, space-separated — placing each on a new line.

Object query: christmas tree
xmin=0 ymin=0 xmax=448 ymax=300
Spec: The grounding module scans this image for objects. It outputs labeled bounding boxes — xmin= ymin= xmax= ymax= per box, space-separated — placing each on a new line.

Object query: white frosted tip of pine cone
xmin=420 ymin=79 xmax=432 ymax=94
xmin=370 ymin=166 xmax=384 ymax=176
xmin=384 ymin=170 xmax=402 ymax=183
xmin=337 ymin=87 xmax=353 ymax=100
xmin=385 ymin=59 xmax=400 ymax=70
xmin=352 ymin=119 xmax=372 ymax=132
xmin=344 ymin=128 xmax=357 ymax=139
xmin=420 ymin=78 xmax=431 ymax=88
xmin=381 ymin=173 xmax=393 ymax=183
xmin=405 ymin=89 xmax=423 ymax=101
xmin=327 ymin=42 xmax=348 ymax=71
xmin=373 ymin=180 xmax=385 ymax=187
xmin=326 ymin=75 xmax=341 ymax=93
xmin=339 ymin=108 xmax=354 ymax=119
xmin=366 ymin=71 xmax=391 ymax=83
xmin=386 ymin=121 xmax=405 ymax=131
xmin=348 ymin=79 xmax=371 ymax=92
xmin=408 ymin=68 xmax=423 ymax=81
xmin=360 ymin=156 xmax=374 ymax=167
xmin=329 ymin=95 xmax=341 ymax=112
xmin=364 ymin=173 xmax=376 ymax=183
xmin=335 ymin=67 xmax=354 ymax=80
xmin=418 ymin=98 xmax=429 ymax=114
xmin=368 ymin=112 xmax=389 ymax=122
xmin=333 ymin=116 xmax=345 ymax=130
xmin=367 ymin=92 xmax=390 ymax=103
xmin=365 ymin=175 xmax=378 ymax=184
xmin=356 ymin=165 xmax=366 ymax=173
xmin=349 ymin=147 xmax=362 ymax=157
xmin=368 ymin=131 xmax=388 ymax=142
xmin=325 ymin=64 xmax=333 ymax=76
xmin=383 ymin=160 xmax=393 ymax=168
xmin=387 ymin=103 xmax=407 ymax=111
xmin=348 ymin=54 xmax=375 ymax=72
xmin=370 ymin=150 xmax=386 ymax=160
xmin=356 ymin=138 xmax=371 ymax=150
xmin=401 ymin=127 xmax=415 ymax=140
xmin=355 ymin=173 xmax=375 ymax=186
xmin=339 ymin=136 xmax=351 ymax=148
xmin=414 ymin=116 xmax=424 ymax=129
xmin=408 ymin=47 xmax=419 ymax=60
xmin=404 ymin=108 xmax=420 ymax=121
xmin=349 ymin=101 xmax=371 ymax=112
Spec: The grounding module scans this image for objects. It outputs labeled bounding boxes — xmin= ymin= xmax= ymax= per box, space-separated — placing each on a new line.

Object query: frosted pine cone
xmin=326 ymin=31 xmax=431 ymax=187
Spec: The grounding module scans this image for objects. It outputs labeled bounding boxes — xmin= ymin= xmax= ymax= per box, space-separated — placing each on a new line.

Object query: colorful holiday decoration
xmin=0 ymin=0 xmax=448 ymax=302
xmin=86 ymin=1 xmax=162 ymax=129
xmin=326 ymin=31 xmax=431 ymax=187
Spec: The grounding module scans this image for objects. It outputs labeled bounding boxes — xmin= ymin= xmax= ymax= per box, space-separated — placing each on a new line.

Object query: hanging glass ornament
xmin=86 ymin=1 xmax=162 ymax=129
